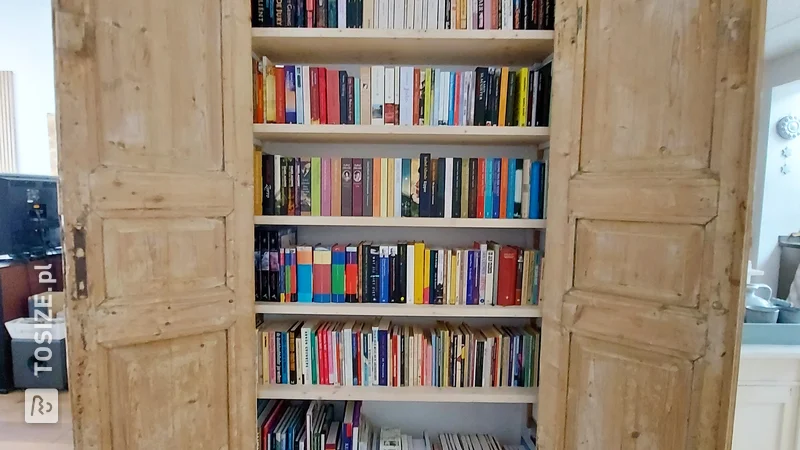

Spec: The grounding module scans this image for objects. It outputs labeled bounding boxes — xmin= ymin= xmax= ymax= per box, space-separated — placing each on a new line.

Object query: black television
xmin=0 ymin=174 xmax=61 ymax=258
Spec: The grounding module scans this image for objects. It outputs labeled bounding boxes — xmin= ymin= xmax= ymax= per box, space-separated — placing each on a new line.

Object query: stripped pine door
xmin=538 ymin=0 xmax=765 ymax=448
xmin=54 ymin=0 xmax=254 ymax=448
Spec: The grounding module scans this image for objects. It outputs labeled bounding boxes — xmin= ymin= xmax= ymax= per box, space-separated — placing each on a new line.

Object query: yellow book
xmin=498 ymin=67 xmax=509 ymax=126
xmin=261 ymin=326 xmax=269 ymax=384
xmin=414 ymin=242 xmax=425 ymax=304
xmin=461 ymin=162 xmax=469 ymax=218
xmin=442 ymin=324 xmax=450 ymax=385
xmin=424 ymin=68 xmax=433 ymax=126
xmin=517 ymin=68 xmax=529 ymax=127
xmin=380 ymin=158 xmax=388 ymax=217
xmin=253 ymin=148 xmax=263 ymax=215
xmin=387 ymin=158 xmax=395 ymax=217
xmin=449 ymin=251 xmax=457 ymax=305
xmin=424 ymin=249 xmax=431 ymax=305
xmin=264 ymin=56 xmax=277 ymax=123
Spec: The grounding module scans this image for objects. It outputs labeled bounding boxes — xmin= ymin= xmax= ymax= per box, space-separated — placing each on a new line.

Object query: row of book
xmin=258 ymin=320 xmax=541 ymax=388
xmin=253 ymin=154 xmax=548 ymax=220
xmin=252 ymin=0 xmax=554 ymax=30
xmin=255 ymin=228 xmax=545 ymax=306
xmin=252 ymin=62 xmax=552 ymax=128
xmin=257 ymin=400 xmax=538 ymax=450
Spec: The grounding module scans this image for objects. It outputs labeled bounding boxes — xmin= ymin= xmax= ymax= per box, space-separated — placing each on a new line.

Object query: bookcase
xmin=251 ymin=26 xmax=552 ymax=442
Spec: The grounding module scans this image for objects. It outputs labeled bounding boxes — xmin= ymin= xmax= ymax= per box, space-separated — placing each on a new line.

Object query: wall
xmin=0 ymin=0 xmax=55 ymax=175
xmin=751 ymin=50 xmax=800 ymax=292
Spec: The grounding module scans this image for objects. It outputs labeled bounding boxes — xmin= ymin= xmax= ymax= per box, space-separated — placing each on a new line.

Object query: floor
xmin=0 ymin=390 xmax=73 ymax=449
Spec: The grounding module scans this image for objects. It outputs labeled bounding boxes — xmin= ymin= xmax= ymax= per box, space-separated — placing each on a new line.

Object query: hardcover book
xmin=353 ymin=158 xmax=364 ymax=216
xmin=341 ymin=158 xmax=353 ymax=216
xmin=322 ymin=158 xmax=332 ymax=217
xmin=300 ymin=158 xmax=312 ymax=215
xmin=360 ymin=67 xmax=371 ymax=124
xmin=363 ymin=158 xmax=373 ymax=217
xmin=311 ymin=157 xmax=321 ymax=216
xmin=401 ymin=159 xmax=412 ymax=217
xmin=410 ymin=158 xmax=420 ymax=217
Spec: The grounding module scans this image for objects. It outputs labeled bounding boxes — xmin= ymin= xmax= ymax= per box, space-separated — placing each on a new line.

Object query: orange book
xmin=253 ymin=56 xmax=264 ymax=124
xmin=499 ymin=157 xmax=508 ymax=217
xmin=331 ymin=158 xmax=342 ymax=216
xmin=275 ymin=66 xmax=286 ymax=124
xmin=373 ymin=157 xmax=382 ymax=217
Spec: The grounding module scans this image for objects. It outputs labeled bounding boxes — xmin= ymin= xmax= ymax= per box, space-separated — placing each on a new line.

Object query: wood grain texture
xmin=538 ymin=0 xmax=765 ymax=448
xmin=54 ymin=0 xmax=254 ymax=448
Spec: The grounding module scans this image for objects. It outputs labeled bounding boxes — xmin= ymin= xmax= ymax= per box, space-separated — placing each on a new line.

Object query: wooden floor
xmin=0 ymin=390 xmax=73 ymax=449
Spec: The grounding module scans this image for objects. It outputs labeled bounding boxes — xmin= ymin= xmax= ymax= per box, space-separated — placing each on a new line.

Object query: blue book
xmin=466 ymin=250 xmax=475 ymax=305
xmin=328 ymin=0 xmax=337 ymax=27
xmin=530 ymin=161 xmax=542 ymax=219
xmin=379 ymin=246 xmax=389 ymax=303
xmin=332 ymin=246 xmax=346 ymax=303
xmin=295 ymin=66 xmax=304 ymax=125
xmin=492 ymin=158 xmax=501 ymax=218
xmin=433 ymin=69 xmax=441 ymax=126
xmin=506 ymin=161 xmax=516 ymax=218
xmin=472 ymin=250 xmax=481 ymax=305
xmin=448 ymin=72 xmax=456 ymax=126
xmin=484 ymin=159 xmax=493 ymax=218
xmin=285 ymin=65 xmax=297 ymax=124
xmin=352 ymin=332 xmax=359 ymax=385
xmin=282 ymin=331 xmax=289 ymax=383
xmin=297 ymin=246 xmax=313 ymax=303
xmin=378 ymin=321 xmax=389 ymax=386
xmin=354 ymin=77 xmax=361 ymax=125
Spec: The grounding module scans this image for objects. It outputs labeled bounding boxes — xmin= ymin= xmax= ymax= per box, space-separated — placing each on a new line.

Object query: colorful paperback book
xmin=530 ymin=160 xmax=542 ymax=219
xmin=484 ymin=158 xmax=493 ymax=218
xmin=345 ymin=246 xmax=358 ymax=303
xmin=492 ymin=158 xmax=501 ymax=218
xmin=296 ymin=66 xmax=304 ymax=125
xmin=313 ymin=246 xmax=332 ymax=303
xmin=410 ymin=158 xmax=420 ymax=217
xmin=332 ymin=245 xmax=346 ymax=303
xmin=322 ymin=158 xmax=331 ymax=217
xmin=311 ymin=157 xmax=321 ymax=216
xmin=297 ymin=246 xmax=314 ymax=302
xmin=401 ymin=159 xmax=412 ymax=217
xmin=394 ymin=158 xmax=402 ymax=217
xmin=379 ymin=246 xmax=390 ymax=303
xmin=285 ymin=66 xmax=297 ymax=124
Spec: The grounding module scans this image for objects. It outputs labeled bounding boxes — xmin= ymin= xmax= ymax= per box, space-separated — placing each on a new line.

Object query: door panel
xmin=54 ymin=0 xmax=254 ymax=448
xmin=538 ymin=0 xmax=765 ymax=448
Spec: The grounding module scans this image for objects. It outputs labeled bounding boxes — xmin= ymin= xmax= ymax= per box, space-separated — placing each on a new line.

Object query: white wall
xmin=751 ymin=50 xmax=800 ymax=292
xmin=0 ymin=0 xmax=55 ymax=175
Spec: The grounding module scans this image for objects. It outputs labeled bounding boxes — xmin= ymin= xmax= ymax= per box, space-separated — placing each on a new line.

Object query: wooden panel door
xmin=54 ymin=0 xmax=254 ymax=448
xmin=732 ymin=385 xmax=799 ymax=450
xmin=538 ymin=0 xmax=766 ymax=448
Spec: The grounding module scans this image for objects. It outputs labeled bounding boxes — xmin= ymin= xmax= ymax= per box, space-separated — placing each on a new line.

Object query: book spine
xmin=263 ymin=154 xmax=274 ymax=215
xmin=394 ymin=158 xmax=402 ymax=217
xmin=452 ymin=158 xmax=462 ymax=218
xmin=435 ymin=158 xmax=445 ymax=218
xmin=418 ymin=69 xmax=426 ymax=125
xmin=406 ymin=244 xmax=416 ymax=304
xmin=420 ymin=153 xmax=431 ymax=217
xmin=337 ymin=71 xmax=347 ymax=124
xmin=379 ymin=246 xmax=389 ymax=303
xmin=467 ymin=158 xmax=477 ymax=218
xmin=296 ymin=66 xmax=304 ymax=124
xmin=345 ymin=247 xmax=358 ymax=303
xmin=352 ymin=158 xmax=364 ymax=216
xmin=319 ymin=68 xmax=329 ymax=124
xmin=476 ymin=158 xmax=485 ymax=218
xmin=515 ymin=249 xmax=524 ymax=305
xmin=513 ymin=158 xmax=523 ymax=217
xmin=474 ymin=68 xmax=487 ymax=125
xmin=371 ymin=66 xmax=385 ymax=124
xmin=331 ymin=158 xmax=342 ymax=216
xmin=369 ymin=246 xmax=381 ymax=302
xmin=466 ymin=250 xmax=475 ymax=305
xmin=310 ymin=68 xmax=320 ymax=124
xmin=300 ymin=158 xmax=311 ymax=215
xmin=341 ymin=158 xmax=353 ymax=216
xmin=276 ymin=66 xmax=286 ymax=123
xmin=363 ymin=158 xmax=373 ymax=217
xmin=484 ymin=156 xmax=492 ymax=218
xmin=521 ymin=158 xmax=531 ymax=218
xmin=399 ymin=67 xmax=414 ymax=126
xmin=397 ymin=244 xmax=407 ymax=303
xmin=311 ymin=157 xmax=321 ymax=216
xmin=287 ymin=157 xmax=295 ymax=216
xmin=384 ymin=67 xmax=395 ymax=125
xmin=349 ymin=77 xmax=357 ymax=124
xmin=499 ymin=158 xmax=508 ymax=218
xmin=444 ymin=158 xmax=453 ymax=218
xmin=401 ymin=159 xmax=411 ymax=217
xmin=506 ymin=158 xmax=516 ymax=218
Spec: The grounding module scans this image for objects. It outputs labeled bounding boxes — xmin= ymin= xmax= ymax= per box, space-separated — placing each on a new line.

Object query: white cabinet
xmin=733 ymin=385 xmax=799 ymax=450
xmin=733 ymin=346 xmax=800 ymax=450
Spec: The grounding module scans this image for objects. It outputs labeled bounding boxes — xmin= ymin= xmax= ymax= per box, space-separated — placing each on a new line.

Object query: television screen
xmin=0 ymin=174 xmax=60 ymax=257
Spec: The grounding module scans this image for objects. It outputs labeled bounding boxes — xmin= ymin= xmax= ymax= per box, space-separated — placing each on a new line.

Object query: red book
xmin=319 ymin=68 xmax=328 ymax=125
xmin=412 ymin=69 xmax=420 ymax=125
xmin=476 ymin=158 xmax=485 ymax=218
xmin=392 ymin=333 xmax=398 ymax=386
xmin=499 ymin=157 xmax=508 ymax=217
xmin=515 ymin=248 xmax=523 ymax=305
xmin=496 ymin=246 xmax=518 ymax=306
xmin=327 ymin=70 xmax=340 ymax=125
xmin=345 ymin=247 xmax=358 ymax=301
xmin=310 ymin=68 xmax=320 ymax=124
xmin=321 ymin=324 xmax=329 ymax=384
xmin=261 ymin=400 xmax=287 ymax=450
xmin=275 ymin=66 xmax=286 ymax=124
xmin=254 ymin=58 xmax=264 ymax=123
xmin=306 ymin=0 xmax=314 ymax=28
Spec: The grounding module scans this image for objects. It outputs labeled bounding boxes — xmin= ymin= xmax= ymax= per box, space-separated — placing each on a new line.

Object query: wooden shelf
xmin=257 ymin=384 xmax=538 ymax=403
xmin=254 ymin=215 xmax=546 ymax=229
xmin=253 ymin=124 xmax=550 ymax=145
xmin=255 ymin=302 xmax=541 ymax=318
xmin=252 ymin=28 xmax=554 ymax=65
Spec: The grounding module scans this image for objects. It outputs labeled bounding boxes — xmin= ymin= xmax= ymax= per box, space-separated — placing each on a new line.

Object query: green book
xmin=311 ymin=157 xmax=321 ymax=216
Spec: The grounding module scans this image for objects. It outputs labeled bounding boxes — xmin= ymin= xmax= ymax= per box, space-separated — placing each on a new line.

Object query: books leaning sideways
xmin=257 ymin=320 xmax=541 ymax=388
xmin=255 ymin=227 xmax=544 ymax=306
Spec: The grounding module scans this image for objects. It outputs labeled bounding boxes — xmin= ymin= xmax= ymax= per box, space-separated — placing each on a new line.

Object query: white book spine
xmin=444 ymin=249 xmax=451 ymax=303
xmin=302 ymin=66 xmax=312 ymax=124
xmin=439 ymin=72 xmax=447 ymax=126
xmin=274 ymin=155 xmax=281 ymax=206
xmin=395 ymin=0 xmax=405 ymax=29
xmin=372 ymin=325 xmax=380 ymax=385
xmin=485 ymin=249 xmax=495 ymax=305
xmin=468 ymin=72 xmax=475 ymax=125
xmin=302 ymin=326 xmax=310 ymax=384
xmin=479 ymin=243 xmax=487 ymax=304
xmin=379 ymin=0 xmax=390 ymax=28
xmin=461 ymin=72 xmax=469 ymax=125
xmin=502 ymin=0 xmax=512 ymax=29
xmin=345 ymin=326 xmax=353 ymax=386
xmin=414 ymin=0 xmax=424 ymax=28
xmin=388 ymin=0 xmax=395 ymax=28
xmin=406 ymin=0 xmax=415 ymax=29
xmin=514 ymin=161 xmax=522 ymax=214
xmin=461 ymin=250 xmax=468 ymax=304
xmin=371 ymin=66 xmax=385 ymax=124
xmin=454 ymin=250 xmax=461 ymax=304
xmin=399 ymin=67 xmax=413 ymax=126
xmin=437 ymin=0 xmax=445 ymax=28
xmin=385 ymin=67 xmax=395 ymax=119
xmin=426 ymin=0 xmax=437 ymax=29
xmin=444 ymin=157 xmax=453 ymax=218
xmin=406 ymin=244 xmax=415 ymax=304
xmin=522 ymin=158 xmax=531 ymax=218
xmin=374 ymin=0 xmax=381 ymax=26
xmin=339 ymin=0 xmax=347 ymax=28
xmin=295 ymin=67 xmax=304 ymax=125
xmin=395 ymin=158 xmax=402 ymax=216
xmin=531 ymin=70 xmax=540 ymax=126
xmin=394 ymin=66 xmax=401 ymax=118
xmin=431 ymin=69 xmax=440 ymax=125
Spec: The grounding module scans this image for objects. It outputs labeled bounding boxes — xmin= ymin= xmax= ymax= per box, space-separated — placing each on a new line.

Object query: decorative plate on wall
xmin=777 ymin=115 xmax=800 ymax=140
